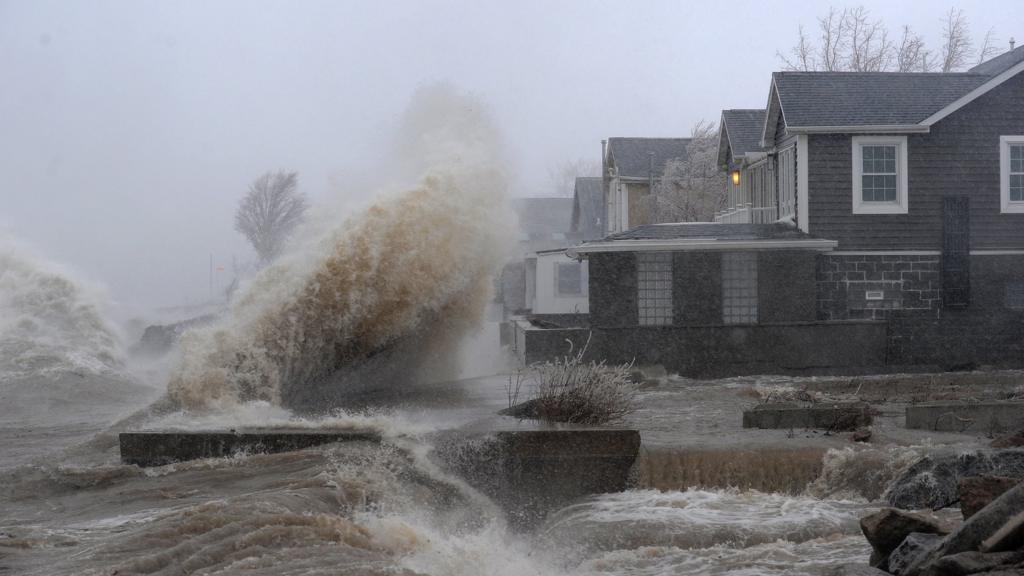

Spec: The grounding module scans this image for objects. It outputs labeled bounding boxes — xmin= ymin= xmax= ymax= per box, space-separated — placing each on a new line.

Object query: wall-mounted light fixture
xmin=731 ymin=170 xmax=741 ymax=186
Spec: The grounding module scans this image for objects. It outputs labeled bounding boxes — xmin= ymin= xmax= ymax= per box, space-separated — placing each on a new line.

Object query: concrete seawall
xmin=119 ymin=429 xmax=381 ymax=467
xmin=906 ymin=401 xmax=1024 ymax=433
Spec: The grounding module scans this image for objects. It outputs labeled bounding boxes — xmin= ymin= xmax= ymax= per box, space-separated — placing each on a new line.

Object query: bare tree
xmin=976 ymin=27 xmax=1000 ymax=65
xmin=547 ymin=158 xmax=601 ymax=197
xmin=896 ymin=25 xmax=935 ymax=72
xmin=845 ymin=6 xmax=893 ymax=71
xmin=646 ymin=121 xmax=727 ymax=223
xmin=235 ymin=170 xmax=307 ymax=265
xmin=780 ymin=6 xmax=997 ymax=73
xmin=940 ymin=8 xmax=973 ymax=72
xmin=778 ymin=25 xmax=817 ymax=71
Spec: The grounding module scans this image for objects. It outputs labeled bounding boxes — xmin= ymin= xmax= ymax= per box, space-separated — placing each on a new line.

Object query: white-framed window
xmin=722 ymin=252 xmax=758 ymax=324
xmin=637 ymin=252 xmax=673 ymax=326
xmin=556 ymin=261 xmax=582 ymax=296
xmin=851 ymin=135 xmax=909 ymax=214
xmin=1000 ymin=136 xmax=1024 ymax=214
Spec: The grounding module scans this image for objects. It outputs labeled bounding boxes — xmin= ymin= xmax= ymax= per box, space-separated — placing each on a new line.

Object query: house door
xmin=942 ymin=195 xmax=970 ymax=309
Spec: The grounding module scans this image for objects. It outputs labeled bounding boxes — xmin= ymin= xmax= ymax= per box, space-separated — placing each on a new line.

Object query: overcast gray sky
xmin=1 ymin=0 xmax=1019 ymax=311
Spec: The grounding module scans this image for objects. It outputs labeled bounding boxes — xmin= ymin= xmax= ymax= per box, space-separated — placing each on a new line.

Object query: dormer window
xmin=851 ymin=136 xmax=909 ymax=215
xmin=1001 ymin=136 xmax=1024 ymax=214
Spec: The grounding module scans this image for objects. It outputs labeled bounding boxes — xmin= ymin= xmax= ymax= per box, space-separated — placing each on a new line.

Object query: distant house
xmin=603 ymin=137 xmax=691 ymax=234
xmin=571 ymin=176 xmax=604 ymax=241
xmin=500 ymin=197 xmax=589 ymax=316
xmin=517 ymin=46 xmax=1024 ymax=375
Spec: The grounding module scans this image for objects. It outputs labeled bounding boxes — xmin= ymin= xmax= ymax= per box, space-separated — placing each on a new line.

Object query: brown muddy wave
xmin=168 ymin=86 xmax=512 ymax=410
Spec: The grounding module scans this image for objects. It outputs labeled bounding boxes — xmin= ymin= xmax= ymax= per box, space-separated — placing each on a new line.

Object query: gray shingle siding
xmin=808 ymin=72 xmax=1024 ymax=250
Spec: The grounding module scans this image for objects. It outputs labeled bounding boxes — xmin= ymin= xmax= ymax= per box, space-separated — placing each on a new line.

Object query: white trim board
xmin=830 ymin=251 xmax=941 ymax=256
xmin=567 ymin=238 xmax=838 ymax=256
xmin=922 ymin=60 xmax=1024 ymax=126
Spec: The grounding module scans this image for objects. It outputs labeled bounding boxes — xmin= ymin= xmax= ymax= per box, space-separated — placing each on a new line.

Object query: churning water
xmin=2 ymin=87 xmax=908 ymax=575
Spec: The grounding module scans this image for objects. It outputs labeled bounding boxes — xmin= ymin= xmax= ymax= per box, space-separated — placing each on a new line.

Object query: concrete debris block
xmin=960 ymin=476 xmax=1021 ymax=520
xmin=981 ymin=511 xmax=1024 ymax=553
xmin=119 ymin=430 xmax=381 ymax=467
xmin=742 ymin=402 xmax=872 ymax=431
xmin=436 ymin=429 xmax=641 ymax=529
xmin=828 ymin=564 xmax=890 ymax=575
xmin=940 ymin=481 xmax=1024 ymax=558
xmin=860 ymin=508 xmax=954 ymax=570
xmin=888 ymin=532 xmax=944 ymax=576
xmin=928 ymin=550 xmax=1024 ymax=575
xmin=905 ymin=402 xmax=1024 ymax=433
xmin=887 ymin=450 xmax=1024 ymax=511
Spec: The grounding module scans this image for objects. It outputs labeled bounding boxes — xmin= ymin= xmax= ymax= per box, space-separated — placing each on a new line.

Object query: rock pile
xmin=846 ymin=478 xmax=1024 ymax=575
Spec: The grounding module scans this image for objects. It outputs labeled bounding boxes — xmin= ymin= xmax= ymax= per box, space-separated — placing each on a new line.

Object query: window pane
xmin=637 ymin=252 xmax=673 ymax=326
xmin=1011 ymin=174 xmax=1024 ymax=202
xmin=1012 ymin=144 xmax=1024 ymax=174
xmin=722 ymin=252 xmax=757 ymax=324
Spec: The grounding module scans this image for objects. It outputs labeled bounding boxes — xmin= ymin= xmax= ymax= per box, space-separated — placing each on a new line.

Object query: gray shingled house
xmin=571 ymin=176 xmax=604 ymax=241
xmin=603 ymin=137 xmax=691 ymax=234
xmin=516 ymin=47 xmax=1024 ymax=376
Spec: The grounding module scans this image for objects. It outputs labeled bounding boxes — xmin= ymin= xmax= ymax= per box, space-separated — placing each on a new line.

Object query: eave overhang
xmin=566 ymin=238 xmax=838 ymax=257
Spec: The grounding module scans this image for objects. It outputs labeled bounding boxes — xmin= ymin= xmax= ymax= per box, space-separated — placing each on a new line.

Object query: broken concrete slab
xmin=436 ymin=428 xmax=641 ymax=529
xmin=859 ymin=508 xmax=954 ymax=570
xmin=742 ymin=402 xmax=872 ymax=431
xmin=905 ymin=401 xmax=1024 ymax=433
xmin=981 ymin=511 xmax=1024 ymax=553
xmin=119 ymin=429 xmax=381 ymax=467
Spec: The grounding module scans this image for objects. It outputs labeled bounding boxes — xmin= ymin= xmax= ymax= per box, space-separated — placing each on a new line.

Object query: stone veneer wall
xmin=816 ymin=254 xmax=942 ymax=320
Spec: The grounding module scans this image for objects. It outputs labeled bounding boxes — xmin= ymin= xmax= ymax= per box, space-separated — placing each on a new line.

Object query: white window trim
xmin=1000 ymin=136 xmax=1024 ymax=214
xmin=851 ymin=135 xmax=909 ymax=215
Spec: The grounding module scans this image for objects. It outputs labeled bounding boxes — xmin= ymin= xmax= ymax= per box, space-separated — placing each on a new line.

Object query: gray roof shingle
xmin=969 ymin=45 xmax=1024 ymax=76
xmin=571 ymin=177 xmax=604 ymax=241
xmin=607 ymin=137 xmax=691 ymax=179
xmin=606 ymin=222 xmax=810 ymax=241
xmin=512 ymin=197 xmax=574 ymax=237
xmin=722 ymin=109 xmax=766 ymax=157
xmin=773 ymin=71 xmax=989 ymax=127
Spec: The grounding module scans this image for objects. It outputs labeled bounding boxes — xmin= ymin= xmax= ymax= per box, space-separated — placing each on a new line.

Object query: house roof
xmin=606 ymin=137 xmax=691 ymax=179
xmin=512 ymin=197 xmax=574 ymax=236
xmin=721 ymin=109 xmax=767 ymax=158
xmin=969 ymin=44 xmax=1024 ymax=76
xmin=567 ymin=223 xmax=838 ymax=255
xmin=772 ymin=71 xmax=989 ymax=128
xmin=571 ymin=177 xmax=604 ymax=241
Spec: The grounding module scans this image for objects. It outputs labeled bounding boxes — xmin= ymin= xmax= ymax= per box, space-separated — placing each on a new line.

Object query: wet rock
xmin=829 ymin=564 xmax=890 ymax=575
xmin=910 ymin=481 xmax=1024 ymax=575
xmin=981 ymin=511 xmax=1024 ymax=553
xmin=852 ymin=428 xmax=873 ymax=443
xmin=991 ymin=430 xmax=1024 ymax=449
xmin=887 ymin=450 xmax=1024 ymax=511
xmin=959 ymin=476 xmax=1020 ymax=520
xmin=860 ymin=508 xmax=954 ymax=570
xmin=888 ymin=532 xmax=944 ymax=576
xmin=929 ymin=551 xmax=1024 ymax=575
xmin=135 ymin=313 xmax=216 ymax=355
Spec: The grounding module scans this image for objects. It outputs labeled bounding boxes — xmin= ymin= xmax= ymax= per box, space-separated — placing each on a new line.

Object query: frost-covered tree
xmin=778 ymin=5 xmax=999 ymax=73
xmin=646 ymin=121 xmax=727 ymax=223
xmin=235 ymin=170 xmax=307 ymax=265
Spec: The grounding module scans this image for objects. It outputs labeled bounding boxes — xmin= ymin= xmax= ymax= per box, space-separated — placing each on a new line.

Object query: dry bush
xmin=523 ymin=338 xmax=637 ymax=424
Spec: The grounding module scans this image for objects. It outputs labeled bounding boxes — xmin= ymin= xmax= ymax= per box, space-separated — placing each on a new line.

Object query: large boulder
xmin=906 ymin=481 xmax=1024 ymax=575
xmin=886 ymin=449 xmax=1024 ymax=511
xmin=860 ymin=508 xmax=954 ymax=570
xmin=888 ymin=532 xmax=944 ymax=576
xmin=959 ymin=476 xmax=1021 ymax=520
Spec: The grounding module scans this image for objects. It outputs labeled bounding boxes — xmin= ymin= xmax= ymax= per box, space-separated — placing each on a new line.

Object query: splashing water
xmin=0 ymin=239 xmax=123 ymax=381
xmin=167 ymin=86 xmax=514 ymax=410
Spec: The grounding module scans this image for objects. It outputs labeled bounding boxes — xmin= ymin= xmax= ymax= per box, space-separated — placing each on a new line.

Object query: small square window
xmin=1000 ymin=137 xmax=1024 ymax=213
xmin=637 ymin=252 xmax=673 ymax=326
xmin=852 ymin=136 xmax=908 ymax=214
xmin=556 ymin=262 xmax=582 ymax=295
